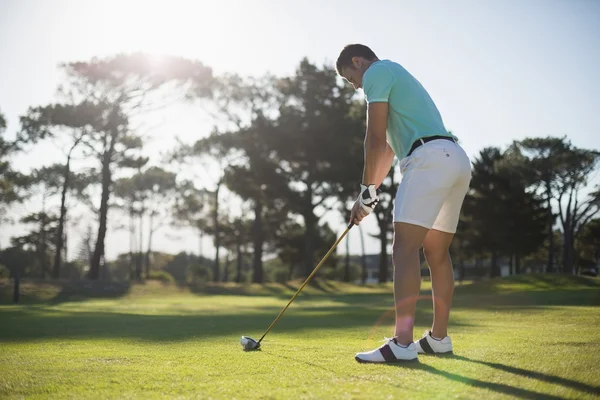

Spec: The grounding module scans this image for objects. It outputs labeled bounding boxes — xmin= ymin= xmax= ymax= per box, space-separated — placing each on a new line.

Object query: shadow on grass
xmin=387 ymin=361 xmax=568 ymax=400
xmin=451 ymin=288 xmax=600 ymax=309
xmin=187 ymin=283 xmax=291 ymax=297
xmin=0 ymin=303 xmax=476 ymax=343
xmin=261 ymin=352 xmax=423 ymax=395
xmin=261 ymin=351 xmax=580 ymax=399
xmin=449 ymin=355 xmax=600 ymax=396
xmin=0 ymin=281 xmax=132 ymax=305
xmin=51 ymin=282 xmax=131 ymax=303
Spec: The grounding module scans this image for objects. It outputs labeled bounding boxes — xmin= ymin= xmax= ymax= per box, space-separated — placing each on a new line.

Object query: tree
xmin=275 ymin=220 xmax=338 ymax=280
xmin=16 ymin=166 xmax=70 ymax=278
xmin=496 ymin=149 xmax=548 ymax=273
xmin=114 ymin=165 xmax=176 ymax=280
xmin=518 ymin=138 xmax=599 ymax=273
xmin=517 ymin=137 xmax=571 ymax=272
xmin=172 ymin=144 xmax=229 ymax=283
xmin=138 ymin=166 xmax=178 ymax=278
xmin=173 ymin=181 xmax=211 ymax=266
xmin=0 ymin=110 xmax=31 ymax=220
xmin=190 ymin=75 xmax=290 ymax=283
xmin=218 ymin=216 xmax=252 ymax=283
xmin=461 ymin=147 xmax=506 ymax=277
xmin=578 ymin=218 xmax=600 ymax=268
xmin=270 ymin=59 xmax=364 ymax=277
xmin=556 ymin=150 xmax=599 ymax=273
xmin=11 ymin=211 xmax=59 ymax=279
xmin=19 ymin=102 xmax=103 ymax=278
xmin=461 ymin=146 xmax=548 ymax=276
xmin=0 ymin=245 xmax=36 ymax=303
xmin=60 ymin=53 xmax=213 ymax=279
xmin=371 ymin=170 xmax=396 ymax=283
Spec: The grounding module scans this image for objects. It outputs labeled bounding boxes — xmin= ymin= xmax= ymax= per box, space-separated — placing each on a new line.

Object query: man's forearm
xmin=372 ymin=144 xmax=395 ymax=188
xmin=362 ymin=131 xmax=394 ymax=187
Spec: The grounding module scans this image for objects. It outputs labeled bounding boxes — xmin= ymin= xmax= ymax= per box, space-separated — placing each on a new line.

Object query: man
xmin=337 ymin=44 xmax=472 ymax=363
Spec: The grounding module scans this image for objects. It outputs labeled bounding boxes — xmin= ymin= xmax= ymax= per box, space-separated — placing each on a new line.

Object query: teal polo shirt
xmin=362 ymin=59 xmax=454 ymax=159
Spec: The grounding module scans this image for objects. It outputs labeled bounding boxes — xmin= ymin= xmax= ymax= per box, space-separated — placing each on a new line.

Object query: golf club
xmin=241 ymin=222 xmax=354 ymax=351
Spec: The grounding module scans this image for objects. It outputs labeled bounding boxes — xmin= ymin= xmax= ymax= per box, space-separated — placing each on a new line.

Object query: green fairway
xmin=1 ymin=275 xmax=599 ymax=399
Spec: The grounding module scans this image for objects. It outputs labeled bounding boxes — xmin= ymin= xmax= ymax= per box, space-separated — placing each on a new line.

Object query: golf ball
xmin=240 ymin=337 xmax=249 ymax=347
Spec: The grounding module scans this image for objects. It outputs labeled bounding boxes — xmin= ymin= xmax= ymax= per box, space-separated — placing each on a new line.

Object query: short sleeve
xmin=363 ymin=64 xmax=395 ymax=103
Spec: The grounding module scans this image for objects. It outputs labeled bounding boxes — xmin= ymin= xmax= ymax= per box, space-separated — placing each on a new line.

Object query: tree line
xmin=0 ymin=53 xmax=598 ymax=285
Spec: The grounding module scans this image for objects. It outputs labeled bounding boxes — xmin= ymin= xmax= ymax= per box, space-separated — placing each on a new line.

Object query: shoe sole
xmin=355 ymin=356 xmax=419 ymax=364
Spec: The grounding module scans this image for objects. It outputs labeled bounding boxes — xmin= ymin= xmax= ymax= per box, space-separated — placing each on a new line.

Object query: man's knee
xmin=393 ymin=223 xmax=429 ymax=254
xmin=423 ymin=246 xmax=449 ymax=266
xmin=393 ymin=235 xmax=422 ymax=254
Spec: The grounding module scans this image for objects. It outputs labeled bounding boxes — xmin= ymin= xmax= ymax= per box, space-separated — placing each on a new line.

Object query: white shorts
xmin=393 ymin=139 xmax=472 ymax=233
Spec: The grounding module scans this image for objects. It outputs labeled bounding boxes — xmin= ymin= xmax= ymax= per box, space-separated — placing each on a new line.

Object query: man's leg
xmin=393 ymin=222 xmax=430 ymax=345
xmin=422 ymin=229 xmax=455 ymax=339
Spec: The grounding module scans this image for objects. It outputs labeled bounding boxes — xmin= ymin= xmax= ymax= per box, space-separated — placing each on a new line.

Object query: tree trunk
xmin=302 ymin=181 xmax=316 ymax=278
xmin=213 ymin=184 xmax=221 ymax=282
xmin=515 ymin=253 xmax=521 ymax=274
xmin=198 ymin=228 xmax=203 ymax=260
xmin=563 ymin=228 xmax=575 ymax=274
xmin=455 ymin=238 xmax=465 ymax=283
xmin=52 ymin=157 xmax=71 ymax=279
xmin=40 ymin=196 xmax=48 ymax=279
xmin=359 ymin=224 xmax=367 ymax=284
xmin=13 ymin=263 xmax=20 ymax=303
xmin=146 ymin=213 xmax=154 ymax=280
xmin=343 ymin=228 xmax=350 ymax=282
xmin=235 ymin=232 xmax=243 ymax=283
xmin=129 ymin=207 xmax=135 ymax=280
xmin=545 ymin=180 xmax=555 ymax=273
xmin=378 ymin=221 xmax=389 ymax=283
xmin=52 ymin=136 xmax=81 ymax=279
xmin=136 ymin=211 xmax=144 ymax=281
xmin=287 ymin=262 xmax=295 ymax=281
xmin=90 ymin=149 xmax=113 ymax=280
xmin=509 ymin=253 xmax=514 ymax=275
xmin=303 ymin=209 xmax=316 ymax=278
xmin=252 ymin=200 xmax=264 ymax=283
xmin=223 ymin=252 xmax=230 ymax=282
xmin=63 ymin=232 xmax=68 ymax=266
xmin=490 ymin=250 xmax=500 ymax=277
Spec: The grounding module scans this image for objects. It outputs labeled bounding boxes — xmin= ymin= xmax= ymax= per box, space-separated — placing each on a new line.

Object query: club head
xmin=240 ymin=336 xmax=261 ymax=351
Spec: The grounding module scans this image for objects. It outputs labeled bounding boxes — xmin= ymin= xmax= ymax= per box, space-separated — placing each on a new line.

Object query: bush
xmin=188 ymin=264 xmax=212 ymax=284
xmin=0 ymin=264 xmax=10 ymax=279
xmin=62 ymin=261 xmax=85 ymax=280
xmin=263 ymin=258 xmax=291 ymax=283
xmin=147 ymin=270 xmax=175 ymax=284
xmin=271 ymin=265 xmax=290 ymax=284
xmin=321 ymin=262 xmax=361 ymax=282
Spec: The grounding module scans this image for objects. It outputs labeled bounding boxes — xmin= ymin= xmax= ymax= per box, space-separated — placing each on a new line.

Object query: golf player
xmin=337 ymin=44 xmax=472 ymax=363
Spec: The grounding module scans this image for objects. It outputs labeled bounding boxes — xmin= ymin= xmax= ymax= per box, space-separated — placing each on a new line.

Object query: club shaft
xmin=258 ymin=223 xmax=353 ymax=343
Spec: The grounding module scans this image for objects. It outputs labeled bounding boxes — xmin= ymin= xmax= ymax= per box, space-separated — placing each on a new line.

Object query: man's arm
xmin=362 ymin=102 xmax=394 ymax=188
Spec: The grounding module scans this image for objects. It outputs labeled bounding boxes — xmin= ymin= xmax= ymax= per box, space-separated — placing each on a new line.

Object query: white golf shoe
xmin=414 ymin=331 xmax=453 ymax=355
xmin=355 ymin=338 xmax=418 ymax=363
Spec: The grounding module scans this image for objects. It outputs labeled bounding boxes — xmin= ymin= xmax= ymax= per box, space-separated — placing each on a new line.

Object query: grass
xmin=0 ymin=275 xmax=599 ymax=399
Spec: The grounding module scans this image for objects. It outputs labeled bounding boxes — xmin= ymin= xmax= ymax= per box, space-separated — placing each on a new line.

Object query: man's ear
xmin=351 ymin=56 xmax=361 ymax=68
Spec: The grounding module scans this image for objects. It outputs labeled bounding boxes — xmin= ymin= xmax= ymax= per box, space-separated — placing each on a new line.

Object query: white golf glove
xmin=359 ymin=184 xmax=380 ymax=214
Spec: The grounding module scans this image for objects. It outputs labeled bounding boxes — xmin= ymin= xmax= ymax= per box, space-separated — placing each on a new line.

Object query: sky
xmin=1 ymin=0 xmax=599 ymax=261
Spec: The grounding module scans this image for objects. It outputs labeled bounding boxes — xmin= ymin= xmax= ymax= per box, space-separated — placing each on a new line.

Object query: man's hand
xmin=350 ymin=199 xmax=367 ymax=225
xmin=350 ymin=184 xmax=380 ymax=225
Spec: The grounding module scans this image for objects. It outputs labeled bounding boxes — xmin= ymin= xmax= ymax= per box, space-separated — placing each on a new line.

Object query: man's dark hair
xmin=335 ymin=44 xmax=378 ymax=75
